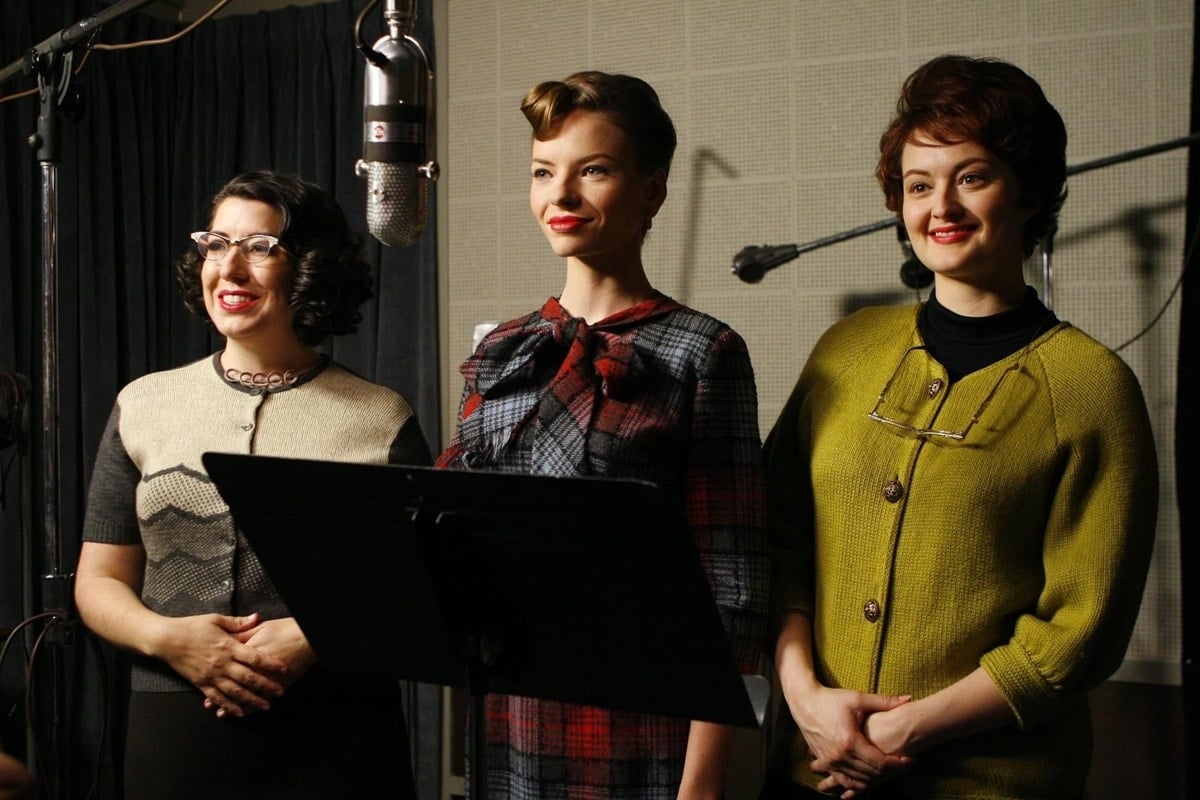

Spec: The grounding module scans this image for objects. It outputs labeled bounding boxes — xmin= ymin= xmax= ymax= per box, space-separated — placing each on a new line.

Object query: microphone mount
xmin=732 ymin=218 xmax=898 ymax=283
xmin=384 ymin=0 xmax=417 ymax=39
xmin=0 ymin=0 xmax=153 ymax=89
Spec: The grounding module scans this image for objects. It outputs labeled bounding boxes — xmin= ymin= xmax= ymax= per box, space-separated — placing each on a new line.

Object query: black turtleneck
xmin=918 ymin=287 xmax=1059 ymax=381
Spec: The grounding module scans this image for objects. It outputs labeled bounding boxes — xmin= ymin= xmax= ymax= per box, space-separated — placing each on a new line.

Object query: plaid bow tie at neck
xmin=532 ymin=302 xmax=652 ymax=476
xmin=441 ymin=295 xmax=679 ymax=475
xmin=548 ymin=314 xmax=642 ymax=399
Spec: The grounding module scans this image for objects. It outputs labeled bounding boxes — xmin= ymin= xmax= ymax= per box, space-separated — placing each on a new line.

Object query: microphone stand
xmin=1 ymin=2 xmax=152 ymax=796
xmin=733 ymin=131 xmax=1200 ymax=304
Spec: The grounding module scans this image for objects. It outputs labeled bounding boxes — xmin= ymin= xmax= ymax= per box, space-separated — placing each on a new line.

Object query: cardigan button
xmin=926 ymin=378 xmax=944 ymax=397
xmin=240 ymin=422 xmax=254 ymax=432
xmin=882 ymin=478 xmax=903 ymax=502
xmin=863 ymin=599 xmax=881 ymax=622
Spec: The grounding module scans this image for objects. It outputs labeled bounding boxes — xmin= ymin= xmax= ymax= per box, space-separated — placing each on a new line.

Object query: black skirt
xmin=123 ymin=666 xmax=417 ymax=800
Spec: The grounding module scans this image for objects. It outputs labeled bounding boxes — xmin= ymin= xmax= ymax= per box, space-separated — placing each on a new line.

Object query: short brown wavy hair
xmin=520 ymin=71 xmax=677 ymax=177
xmin=876 ymin=55 xmax=1068 ymax=256
xmin=176 ymin=170 xmax=373 ymax=345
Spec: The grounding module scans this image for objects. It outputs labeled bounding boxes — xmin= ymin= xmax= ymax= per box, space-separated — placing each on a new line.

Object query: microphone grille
xmin=365 ymin=161 xmax=426 ymax=247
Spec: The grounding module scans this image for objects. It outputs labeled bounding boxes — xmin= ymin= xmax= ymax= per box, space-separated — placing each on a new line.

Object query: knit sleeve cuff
xmin=980 ymin=645 xmax=1063 ymax=730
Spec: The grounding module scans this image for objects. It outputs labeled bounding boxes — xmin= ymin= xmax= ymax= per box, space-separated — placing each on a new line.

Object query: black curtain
xmin=0 ymin=1 xmax=441 ymax=797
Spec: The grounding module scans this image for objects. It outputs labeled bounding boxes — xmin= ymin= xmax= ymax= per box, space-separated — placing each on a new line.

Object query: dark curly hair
xmin=176 ymin=170 xmax=373 ymax=345
xmin=876 ymin=55 xmax=1068 ymax=256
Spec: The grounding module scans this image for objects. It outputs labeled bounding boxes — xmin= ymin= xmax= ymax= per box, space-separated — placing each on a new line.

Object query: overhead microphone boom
xmin=731 ymin=218 xmax=900 ymax=283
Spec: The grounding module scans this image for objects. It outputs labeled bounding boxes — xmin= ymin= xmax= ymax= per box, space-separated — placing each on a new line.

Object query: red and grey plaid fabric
xmin=437 ymin=294 xmax=768 ymax=798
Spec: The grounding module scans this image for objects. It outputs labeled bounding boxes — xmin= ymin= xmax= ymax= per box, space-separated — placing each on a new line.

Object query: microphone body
xmin=732 ymin=244 xmax=799 ymax=283
xmin=356 ymin=1 xmax=439 ymax=247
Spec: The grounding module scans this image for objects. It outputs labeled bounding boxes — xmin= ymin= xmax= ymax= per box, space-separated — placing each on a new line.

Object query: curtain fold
xmin=1 ymin=2 xmax=440 ymax=797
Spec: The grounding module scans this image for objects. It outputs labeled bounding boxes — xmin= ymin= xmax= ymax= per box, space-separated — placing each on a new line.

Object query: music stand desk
xmin=203 ymin=453 xmax=766 ymax=799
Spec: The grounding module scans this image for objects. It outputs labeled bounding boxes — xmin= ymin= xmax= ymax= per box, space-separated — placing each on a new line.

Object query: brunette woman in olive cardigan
xmin=762 ymin=55 xmax=1157 ymax=799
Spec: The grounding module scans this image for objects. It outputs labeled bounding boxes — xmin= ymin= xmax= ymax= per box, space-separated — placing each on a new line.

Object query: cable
xmin=26 ymin=616 xmax=73 ymax=800
xmin=0 ymin=614 xmax=60 ymax=675
xmin=0 ymin=613 xmax=63 ymax=799
xmin=354 ymin=0 xmax=388 ymax=67
xmin=92 ymin=0 xmax=233 ymax=51
xmin=1113 ymin=208 xmax=1197 ymax=353
xmin=1 ymin=618 xmax=112 ymax=800
xmin=0 ymin=0 xmax=233 ymax=105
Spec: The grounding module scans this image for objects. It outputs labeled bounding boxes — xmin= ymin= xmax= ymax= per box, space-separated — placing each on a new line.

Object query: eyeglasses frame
xmin=866 ymin=344 xmax=1025 ymax=442
xmin=190 ymin=231 xmax=283 ymax=264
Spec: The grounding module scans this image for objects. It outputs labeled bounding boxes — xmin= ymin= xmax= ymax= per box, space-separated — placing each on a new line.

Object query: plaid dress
xmin=437 ymin=294 xmax=768 ymax=799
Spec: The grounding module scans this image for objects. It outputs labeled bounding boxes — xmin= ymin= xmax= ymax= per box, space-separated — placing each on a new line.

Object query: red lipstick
xmin=548 ymin=215 xmax=586 ymax=232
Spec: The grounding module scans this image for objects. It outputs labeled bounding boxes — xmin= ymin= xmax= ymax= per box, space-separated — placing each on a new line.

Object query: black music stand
xmin=202 ymin=452 xmax=767 ymax=800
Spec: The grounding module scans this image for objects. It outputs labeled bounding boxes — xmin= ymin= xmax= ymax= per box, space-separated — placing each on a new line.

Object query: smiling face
xmin=901 ymin=134 xmax=1034 ymax=308
xmin=201 ymin=196 xmax=298 ymax=355
xmin=529 ymin=110 xmax=666 ymax=272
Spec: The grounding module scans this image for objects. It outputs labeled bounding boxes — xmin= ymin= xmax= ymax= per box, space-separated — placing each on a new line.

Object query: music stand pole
xmin=466 ymin=639 xmax=490 ymax=800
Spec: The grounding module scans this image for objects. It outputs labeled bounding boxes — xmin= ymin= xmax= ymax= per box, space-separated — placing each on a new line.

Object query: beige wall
xmin=436 ymin=0 xmax=1187 ymax=682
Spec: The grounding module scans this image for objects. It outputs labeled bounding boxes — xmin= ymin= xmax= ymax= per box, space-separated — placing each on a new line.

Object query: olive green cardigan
xmin=765 ymin=305 xmax=1158 ymax=798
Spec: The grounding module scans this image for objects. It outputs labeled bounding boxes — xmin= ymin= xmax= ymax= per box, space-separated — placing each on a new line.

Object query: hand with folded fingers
xmin=157 ymin=611 xmax=290 ymax=719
